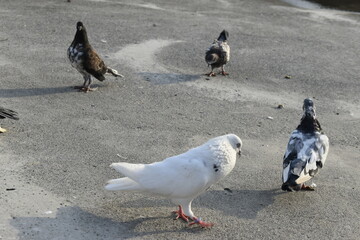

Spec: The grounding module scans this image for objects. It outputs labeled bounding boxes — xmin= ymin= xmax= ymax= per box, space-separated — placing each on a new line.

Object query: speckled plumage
xmin=205 ymin=30 xmax=230 ymax=76
xmin=282 ymin=98 xmax=329 ymax=191
xmin=68 ymin=21 xmax=123 ymax=92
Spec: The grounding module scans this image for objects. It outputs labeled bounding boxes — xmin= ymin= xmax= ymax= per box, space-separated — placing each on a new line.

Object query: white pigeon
xmin=105 ymin=134 xmax=242 ymax=227
xmin=282 ymin=98 xmax=329 ymax=192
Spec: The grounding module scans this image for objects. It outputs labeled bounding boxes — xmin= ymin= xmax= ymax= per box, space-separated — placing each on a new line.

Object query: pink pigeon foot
xmin=189 ymin=217 xmax=214 ymax=228
xmin=301 ymin=183 xmax=315 ymax=191
xmin=206 ymin=72 xmax=216 ymax=77
xmin=220 ymin=71 xmax=229 ymax=76
xmin=173 ymin=205 xmax=189 ymax=222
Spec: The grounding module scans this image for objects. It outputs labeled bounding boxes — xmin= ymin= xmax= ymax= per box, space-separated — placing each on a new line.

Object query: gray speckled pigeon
xmin=205 ymin=30 xmax=230 ymax=77
xmin=282 ymin=98 xmax=329 ymax=191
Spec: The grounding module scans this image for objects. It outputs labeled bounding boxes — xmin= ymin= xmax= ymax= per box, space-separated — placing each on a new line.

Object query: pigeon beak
xmin=238 ymin=150 xmax=242 ymax=156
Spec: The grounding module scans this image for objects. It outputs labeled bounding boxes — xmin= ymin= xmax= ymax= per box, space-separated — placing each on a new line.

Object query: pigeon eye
xmin=236 ymin=143 xmax=241 ymax=148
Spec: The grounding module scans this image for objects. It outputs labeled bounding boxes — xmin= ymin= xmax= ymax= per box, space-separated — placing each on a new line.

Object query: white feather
xmin=105 ymin=134 xmax=242 ymax=219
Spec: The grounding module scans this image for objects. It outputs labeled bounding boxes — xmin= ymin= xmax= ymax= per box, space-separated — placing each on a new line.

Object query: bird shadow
xmin=8 ymin=190 xmax=283 ymax=239
xmin=9 ymin=205 xmax=205 ymax=240
xmin=139 ymin=72 xmax=200 ymax=85
xmin=199 ymin=188 xmax=284 ymax=219
xmin=0 ymin=86 xmax=76 ymax=98
xmin=107 ymin=188 xmax=284 ymax=222
xmin=9 ymin=206 xmax=129 ymax=240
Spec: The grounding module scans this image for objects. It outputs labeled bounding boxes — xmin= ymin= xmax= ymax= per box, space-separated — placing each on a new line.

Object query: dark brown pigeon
xmin=68 ymin=21 xmax=124 ymax=92
xmin=205 ymin=30 xmax=230 ymax=77
xmin=0 ymin=107 xmax=19 ymax=133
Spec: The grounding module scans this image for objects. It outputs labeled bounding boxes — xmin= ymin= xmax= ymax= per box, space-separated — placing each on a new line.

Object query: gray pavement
xmin=0 ymin=0 xmax=359 ymax=239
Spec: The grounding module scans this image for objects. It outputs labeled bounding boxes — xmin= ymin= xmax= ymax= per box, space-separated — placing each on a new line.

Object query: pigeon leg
xmin=189 ymin=217 xmax=214 ymax=228
xmin=300 ymin=183 xmax=316 ymax=191
xmin=74 ymin=76 xmax=88 ymax=91
xmin=220 ymin=66 xmax=229 ymax=76
xmin=74 ymin=76 xmax=88 ymax=90
xmin=206 ymin=71 xmax=216 ymax=77
xmin=173 ymin=205 xmax=189 ymax=222
xmin=206 ymin=67 xmax=216 ymax=77
xmin=80 ymin=76 xmax=97 ymax=92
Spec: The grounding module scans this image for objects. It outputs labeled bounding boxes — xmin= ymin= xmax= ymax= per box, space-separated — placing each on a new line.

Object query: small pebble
xmin=267 ymin=116 xmax=274 ymax=120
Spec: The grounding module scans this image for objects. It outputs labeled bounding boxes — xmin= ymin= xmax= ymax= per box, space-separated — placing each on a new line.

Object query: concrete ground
xmin=0 ymin=0 xmax=359 ymax=239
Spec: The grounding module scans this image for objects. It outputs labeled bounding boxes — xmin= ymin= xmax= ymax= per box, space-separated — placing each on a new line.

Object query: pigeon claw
xmin=74 ymin=86 xmax=98 ymax=93
xmin=189 ymin=217 xmax=214 ymax=228
xmin=301 ymin=184 xmax=316 ymax=191
xmin=220 ymin=71 xmax=229 ymax=76
xmin=206 ymin=72 xmax=216 ymax=77
xmin=82 ymin=87 xmax=98 ymax=93
xmin=173 ymin=206 xmax=189 ymax=222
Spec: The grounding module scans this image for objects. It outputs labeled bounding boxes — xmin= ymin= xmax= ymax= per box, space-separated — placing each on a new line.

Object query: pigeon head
xmin=302 ymin=98 xmax=316 ymax=119
xmin=226 ymin=134 xmax=243 ymax=156
xmin=217 ymin=30 xmax=229 ymax=42
xmin=76 ymin=21 xmax=84 ymax=31
xmin=297 ymin=98 xmax=322 ymax=133
xmin=73 ymin=21 xmax=89 ymax=44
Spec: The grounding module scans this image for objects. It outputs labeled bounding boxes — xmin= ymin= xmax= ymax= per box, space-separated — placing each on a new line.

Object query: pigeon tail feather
xmin=110 ymin=162 xmax=146 ymax=182
xmin=105 ymin=177 xmax=143 ymax=191
xmin=107 ymin=67 xmax=124 ymax=78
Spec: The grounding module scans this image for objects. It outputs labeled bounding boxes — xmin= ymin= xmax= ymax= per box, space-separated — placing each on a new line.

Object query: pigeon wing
xmin=317 ymin=134 xmax=329 ymax=168
xmin=83 ymin=47 xmax=107 ymax=81
xmin=221 ymin=42 xmax=230 ymax=63
xmin=295 ymin=133 xmax=329 ymax=184
xmin=283 ymin=131 xmax=302 ymax=167
xmin=282 ymin=130 xmax=303 ymax=183
xmin=110 ymin=155 xmax=211 ymax=199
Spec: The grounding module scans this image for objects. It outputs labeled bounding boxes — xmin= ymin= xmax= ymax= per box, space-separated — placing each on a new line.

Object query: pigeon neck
xmin=74 ymin=29 xmax=89 ymax=45
xmin=297 ymin=115 xmax=322 ymax=133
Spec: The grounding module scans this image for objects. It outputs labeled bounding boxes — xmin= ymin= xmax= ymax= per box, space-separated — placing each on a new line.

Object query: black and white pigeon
xmin=282 ymin=98 xmax=329 ymax=192
xmin=68 ymin=21 xmax=124 ymax=92
xmin=105 ymin=134 xmax=242 ymax=228
xmin=205 ymin=30 xmax=230 ymax=77
xmin=0 ymin=106 xmax=19 ymax=133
